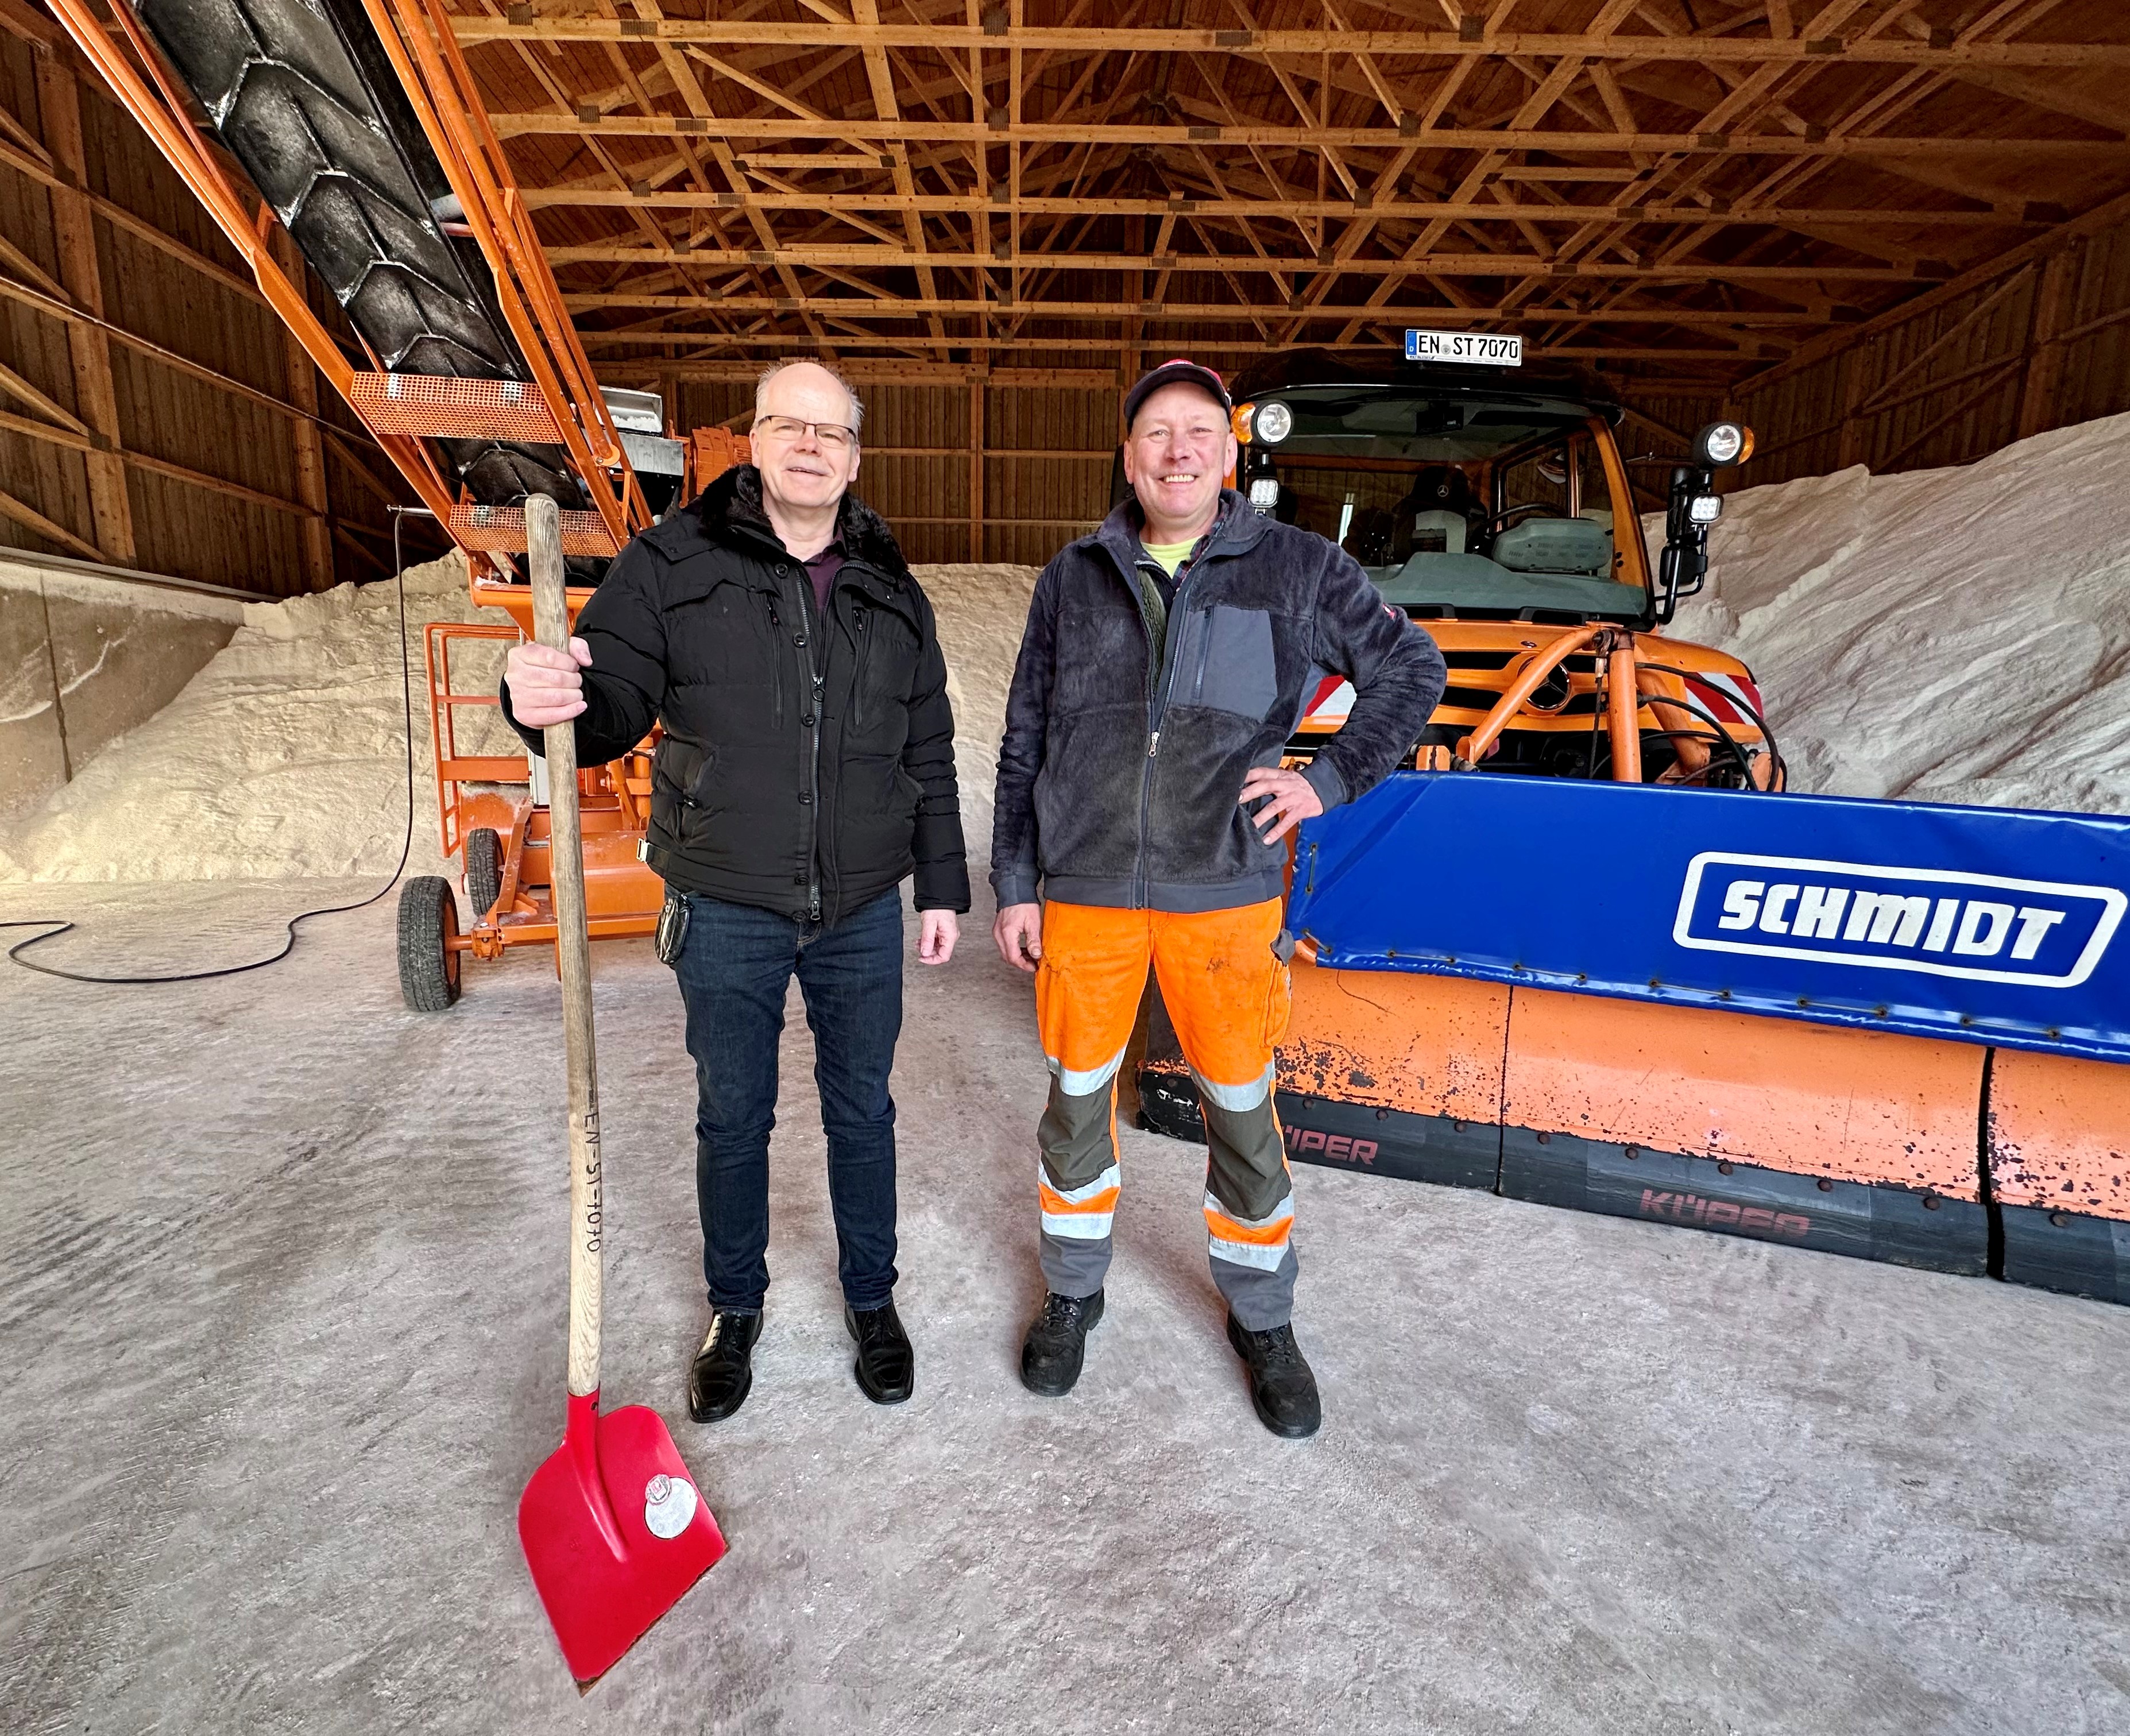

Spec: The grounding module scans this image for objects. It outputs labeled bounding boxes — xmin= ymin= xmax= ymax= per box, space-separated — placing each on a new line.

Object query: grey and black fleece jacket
xmin=991 ymin=489 xmax=1446 ymax=913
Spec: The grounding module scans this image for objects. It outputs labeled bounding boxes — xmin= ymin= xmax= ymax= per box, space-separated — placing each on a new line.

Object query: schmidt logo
xmin=1673 ymin=852 xmax=2124 ymax=989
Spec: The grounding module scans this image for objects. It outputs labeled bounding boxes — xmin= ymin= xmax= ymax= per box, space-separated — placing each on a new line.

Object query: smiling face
xmin=749 ymin=361 xmax=862 ymax=518
xmin=1123 ymin=381 xmax=1237 ymax=544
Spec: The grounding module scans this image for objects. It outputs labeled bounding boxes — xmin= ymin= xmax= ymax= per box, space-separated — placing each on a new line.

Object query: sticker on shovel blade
xmin=643 ymin=1474 xmax=699 ymax=1540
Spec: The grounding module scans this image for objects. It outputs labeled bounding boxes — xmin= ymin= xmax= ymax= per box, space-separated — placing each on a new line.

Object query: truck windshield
xmin=1251 ymin=386 xmax=1646 ymax=621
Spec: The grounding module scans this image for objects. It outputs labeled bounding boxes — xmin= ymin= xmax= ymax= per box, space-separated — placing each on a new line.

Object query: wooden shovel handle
xmin=526 ymin=496 xmax=603 ymax=1400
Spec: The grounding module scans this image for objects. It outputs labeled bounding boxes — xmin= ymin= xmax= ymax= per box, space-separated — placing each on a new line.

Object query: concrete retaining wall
xmin=1 ymin=554 xmax=245 ymax=816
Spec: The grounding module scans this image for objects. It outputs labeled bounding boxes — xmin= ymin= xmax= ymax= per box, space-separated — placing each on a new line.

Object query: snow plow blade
xmin=1140 ymin=775 xmax=2130 ymax=1302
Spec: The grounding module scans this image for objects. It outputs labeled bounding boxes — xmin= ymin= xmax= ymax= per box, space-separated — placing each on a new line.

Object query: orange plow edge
xmin=1140 ymin=775 xmax=2130 ymax=1305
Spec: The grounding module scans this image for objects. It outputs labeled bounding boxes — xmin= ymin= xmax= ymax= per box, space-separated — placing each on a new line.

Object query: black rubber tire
xmin=463 ymin=826 xmax=502 ymax=921
xmin=397 ymin=875 xmax=462 ymax=1011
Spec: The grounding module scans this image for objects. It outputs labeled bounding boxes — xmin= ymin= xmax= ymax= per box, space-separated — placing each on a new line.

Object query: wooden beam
xmin=1740 ymin=187 xmax=2130 ymax=396
xmin=270 ymin=226 xmax=335 ymax=591
xmin=0 ymin=403 xmax=322 ymax=516
xmin=0 ymin=480 xmax=101 ymax=560
xmin=0 ymin=355 xmax=90 ymax=435
xmin=1849 ymin=266 xmax=2035 ymax=422
xmin=331 ymin=521 xmax=389 ymax=577
xmin=0 ymin=267 xmax=299 ymax=402
xmin=0 ymin=132 xmax=265 ymax=308
xmin=488 ymin=111 xmax=2127 ymax=158
xmin=0 ymin=0 xmax=64 ymax=52
xmin=568 ymin=292 xmax=1827 ymax=324
xmin=521 ymin=188 xmax=2039 ymax=230
xmin=2016 ymin=241 xmax=2081 ymax=439
xmin=33 ymin=53 xmax=134 ymax=565
xmin=1875 ymin=362 xmax=2023 ymax=472
xmin=967 ymin=376 xmax=983 ymax=563
xmin=550 ymin=242 xmax=1931 ymax=283
xmin=451 ymin=19 xmax=2130 ymax=67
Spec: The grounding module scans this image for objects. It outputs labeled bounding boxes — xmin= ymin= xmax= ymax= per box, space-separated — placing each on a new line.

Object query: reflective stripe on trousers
xmin=1032 ymin=897 xmax=1297 ymax=1329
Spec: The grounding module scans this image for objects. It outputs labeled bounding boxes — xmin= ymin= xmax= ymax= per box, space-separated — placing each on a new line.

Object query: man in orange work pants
xmin=1034 ymin=899 xmax=1294 ymax=1323
xmin=991 ymin=360 xmax=1446 ymax=1436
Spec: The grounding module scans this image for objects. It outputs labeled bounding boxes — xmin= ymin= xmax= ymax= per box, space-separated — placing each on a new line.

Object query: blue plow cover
xmin=1286 ymin=774 xmax=2130 ymax=1064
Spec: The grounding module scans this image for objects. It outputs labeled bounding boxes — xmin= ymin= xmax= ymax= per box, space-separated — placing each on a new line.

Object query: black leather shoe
xmin=1225 ymin=1314 xmax=1321 ymax=1439
xmin=687 ymin=1309 xmax=762 ymax=1423
xmin=845 ymin=1301 xmax=914 ymax=1405
xmin=1019 ymin=1289 xmax=1105 ymax=1397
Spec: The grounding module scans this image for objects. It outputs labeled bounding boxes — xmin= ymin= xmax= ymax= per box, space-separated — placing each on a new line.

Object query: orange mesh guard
xmin=350 ymin=373 xmax=565 ymax=442
xmin=449 ymin=504 xmax=619 ymax=558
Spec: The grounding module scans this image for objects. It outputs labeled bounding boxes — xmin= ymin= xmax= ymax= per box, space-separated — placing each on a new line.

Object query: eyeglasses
xmin=755 ymin=415 xmax=858 ymax=453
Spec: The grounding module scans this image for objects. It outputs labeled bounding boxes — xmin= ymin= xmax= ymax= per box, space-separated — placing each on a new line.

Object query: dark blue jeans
xmin=672 ymin=887 xmax=903 ymax=1313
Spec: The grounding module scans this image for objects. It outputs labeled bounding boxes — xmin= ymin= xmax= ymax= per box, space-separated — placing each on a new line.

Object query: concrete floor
xmin=2 ymin=878 xmax=2127 ymax=1736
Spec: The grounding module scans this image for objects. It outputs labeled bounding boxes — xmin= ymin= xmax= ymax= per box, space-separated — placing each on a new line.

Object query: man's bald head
xmin=755 ymin=359 xmax=864 ymax=434
xmin=751 ymin=359 xmax=865 ymax=521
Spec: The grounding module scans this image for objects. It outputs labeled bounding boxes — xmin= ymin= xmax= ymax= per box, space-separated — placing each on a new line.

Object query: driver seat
xmin=1391 ymin=465 xmax=1476 ymax=561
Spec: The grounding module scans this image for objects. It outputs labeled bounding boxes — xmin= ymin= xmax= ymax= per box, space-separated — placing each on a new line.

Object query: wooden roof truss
xmin=436 ymin=0 xmax=2130 ymax=386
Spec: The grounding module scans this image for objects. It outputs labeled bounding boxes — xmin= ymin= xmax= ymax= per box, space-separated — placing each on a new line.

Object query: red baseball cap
xmin=1123 ymin=358 xmax=1233 ymax=429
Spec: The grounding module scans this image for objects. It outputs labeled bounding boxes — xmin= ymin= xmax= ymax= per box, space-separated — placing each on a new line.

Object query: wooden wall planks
xmin=1738 ymin=223 xmax=2130 ymax=491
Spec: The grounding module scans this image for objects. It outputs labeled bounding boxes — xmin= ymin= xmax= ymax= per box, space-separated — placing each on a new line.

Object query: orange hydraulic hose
xmin=1453 ymin=624 xmax=1606 ymax=767
xmin=1634 ymin=663 xmax=1713 ymax=779
xmin=1606 ymin=641 xmax=1643 ymax=783
xmin=45 ymin=0 xmax=461 ymax=528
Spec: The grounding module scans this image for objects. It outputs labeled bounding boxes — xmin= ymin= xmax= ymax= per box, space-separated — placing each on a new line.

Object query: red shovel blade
xmin=518 ymin=1392 xmax=726 ymax=1685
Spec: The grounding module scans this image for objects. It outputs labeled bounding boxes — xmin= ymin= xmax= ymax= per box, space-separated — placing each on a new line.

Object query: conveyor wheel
xmin=463 ymin=827 xmax=502 ymax=921
xmin=397 ymin=875 xmax=462 ymax=1011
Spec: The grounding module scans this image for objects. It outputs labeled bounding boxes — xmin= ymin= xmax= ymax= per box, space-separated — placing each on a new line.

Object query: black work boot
xmin=687 ymin=1308 xmax=763 ymax=1423
xmin=1019 ymin=1289 xmax=1105 ymax=1397
xmin=845 ymin=1301 xmax=914 ymax=1405
xmin=1226 ymin=1314 xmax=1321 ymax=1439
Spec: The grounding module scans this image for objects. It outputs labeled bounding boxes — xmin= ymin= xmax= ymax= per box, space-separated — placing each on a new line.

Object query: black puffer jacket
xmin=502 ymin=466 xmax=969 ymax=923
xmin=992 ymin=490 xmax=1445 ymax=913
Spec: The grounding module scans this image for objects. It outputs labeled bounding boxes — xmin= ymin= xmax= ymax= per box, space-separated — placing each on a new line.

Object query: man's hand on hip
xmin=918 ymin=909 xmax=958 ymax=966
xmin=994 ymin=902 xmax=1042 ymax=972
xmin=1239 ymin=765 xmax=1324 ymax=845
xmin=504 ymin=637 xmax=592 ymax=726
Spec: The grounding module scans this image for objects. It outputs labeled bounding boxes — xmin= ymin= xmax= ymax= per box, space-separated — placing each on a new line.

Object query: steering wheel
xmin=1477 ymin=501 xmax=1571 ymax=535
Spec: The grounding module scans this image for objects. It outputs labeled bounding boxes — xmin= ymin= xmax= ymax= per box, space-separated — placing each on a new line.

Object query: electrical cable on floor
xmin=2 ymin=509 xmax=429 ymax=986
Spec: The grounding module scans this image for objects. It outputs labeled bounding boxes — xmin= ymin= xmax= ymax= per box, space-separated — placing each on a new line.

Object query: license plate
xmin=1405 ymin=328 xmax=1522 ymax=366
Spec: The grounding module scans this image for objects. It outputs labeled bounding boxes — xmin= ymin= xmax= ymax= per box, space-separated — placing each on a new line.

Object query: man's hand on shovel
xmin=504 ymin=636 xmax=592 ymax=726
xmin=513 ymin=497 xmax=726 ymax=1689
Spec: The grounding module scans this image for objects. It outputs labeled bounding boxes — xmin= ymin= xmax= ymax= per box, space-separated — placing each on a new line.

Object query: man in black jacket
xmin=991 ymin=359 xmax=1446 ymax=1437
xmin=504 ymin=359 xmax=969 ymax=1422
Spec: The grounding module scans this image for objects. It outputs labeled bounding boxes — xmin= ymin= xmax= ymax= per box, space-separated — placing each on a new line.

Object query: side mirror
xmin=1656 ymin=424 xmax=1752 ymax=623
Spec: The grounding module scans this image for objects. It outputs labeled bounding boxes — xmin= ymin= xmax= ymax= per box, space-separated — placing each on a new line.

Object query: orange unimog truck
xmin=1135 ymin=339 xmax=2130 ymax=1308
xmin=1231 ymin=346 xmax=1778 ymax=788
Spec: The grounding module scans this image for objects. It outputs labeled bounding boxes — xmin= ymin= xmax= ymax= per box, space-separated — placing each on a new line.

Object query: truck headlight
xmin=1692 ymin=421 xmax=1753 ymax=466
xmin=1253 ymin=401 xmax=1293 ymax=444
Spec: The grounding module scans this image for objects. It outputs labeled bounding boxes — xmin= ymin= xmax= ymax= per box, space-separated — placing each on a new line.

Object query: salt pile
xmin=1660 ymin=412 xmax=2130 ymax=817
xmin=0 ymin=552 xmax=508 ymax=884
xmin=20 ymin=399 xmax=2125 ymax=894
xmin=0 ymin=553 xmax=1042 ymax=886
xmin=914 ymin=562 xmax=1040 ymax=846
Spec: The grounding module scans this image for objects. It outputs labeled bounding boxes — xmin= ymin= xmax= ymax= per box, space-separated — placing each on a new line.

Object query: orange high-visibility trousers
xmin=1034 ymin=898 xmax=1296 ymax=1328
